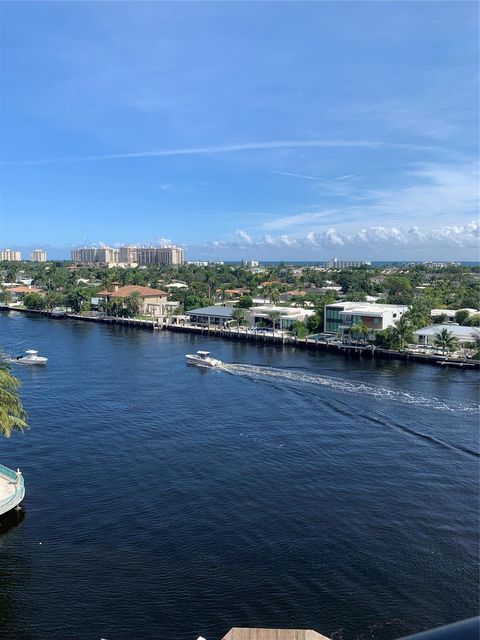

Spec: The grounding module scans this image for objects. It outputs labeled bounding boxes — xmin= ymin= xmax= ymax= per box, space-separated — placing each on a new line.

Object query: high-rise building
xmin=0 ymin=249 xmax=21 ymax=261
xmin=30 ymin=249 xmax=47 ymax=262
xmin=71 ymin=247 xmax=118 ymax=265
xmin=117 ymin=245 xmax=184 ymax=266
xmin=71 ymin=245 xmax=184 ymax=266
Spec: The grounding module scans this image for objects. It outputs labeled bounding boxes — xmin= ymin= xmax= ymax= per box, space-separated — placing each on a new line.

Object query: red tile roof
xmin=10 ymin=286 xmax=42 ymax=293
xmin=96 ymin=285 xmax=168 ymax=298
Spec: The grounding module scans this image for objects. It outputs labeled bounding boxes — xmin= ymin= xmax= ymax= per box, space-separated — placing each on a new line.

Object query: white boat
xmin=185 ymin=351 xmax=222 ymax=368
xmin=10 ymin=350 xmax=48 ymax=365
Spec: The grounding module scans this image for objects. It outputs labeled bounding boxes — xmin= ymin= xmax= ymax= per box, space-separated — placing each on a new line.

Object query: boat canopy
xmin=25 ymin=350 xmax=38 ymax=354
xmin=197 ymin=351 xmax=210 ymax=356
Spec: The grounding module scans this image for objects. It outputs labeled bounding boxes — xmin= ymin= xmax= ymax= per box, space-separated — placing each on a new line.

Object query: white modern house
xmin=246 ymin=306 xmax=315 ymax=330
xmin=324 ymin=302 xmax=408 ymax=337
xmin=414 ymin=324 xmax=477 ymax=347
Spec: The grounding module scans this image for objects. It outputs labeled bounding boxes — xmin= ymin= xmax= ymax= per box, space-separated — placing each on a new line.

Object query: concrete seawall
xmin=2 ymin=306 xmax=478 ymax=370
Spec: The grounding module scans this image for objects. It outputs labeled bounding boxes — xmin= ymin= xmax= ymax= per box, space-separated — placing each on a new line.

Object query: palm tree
xmin=267 ymin=310 xmax=281 ymax=337
xmin=269 ymin=287 xmax=280 ymax=305
xmin=391 ymin=316 xmax=414 ymax=351
xmin=434 ymin=328 xmax=458 ymax=356
xmin=0 ymin=289 xmax=12 ymax=305
xmin=470 ymin=329 xmax=480 ymax=352
xmin=350 ymin=321 xmax=369 ymax=343
xmin=0 ymin=359 xmax=28 ymax=438
xmin=125 ymin=291 xmax=142 ymax=317
xmin=232 ymin=308 xmax=246 ymax=332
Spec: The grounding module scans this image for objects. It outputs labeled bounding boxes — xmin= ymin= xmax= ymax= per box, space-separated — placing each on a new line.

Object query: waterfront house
xmin=324 ymin=302 xmax=408 ymax=337
xmin=185 ymin=306 xmax=235 ymax=327
xmin=96 ymin=284 xmax=172 ymax=318
xmin=414 ymin=324 xmax=477 ymax=347
xmin=246 ymin=306 xmax=315 ymax=330
xmin=9 ymin=286 xmax=43 ymax=303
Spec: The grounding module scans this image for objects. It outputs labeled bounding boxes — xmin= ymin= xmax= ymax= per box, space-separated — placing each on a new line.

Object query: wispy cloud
xmin=262 ymin=162 xmax=479 ymax=230
xmin=269 ymin=170 xmax=327 ymax=181
xmin=2 ymin=139 xmax=439 ymax=166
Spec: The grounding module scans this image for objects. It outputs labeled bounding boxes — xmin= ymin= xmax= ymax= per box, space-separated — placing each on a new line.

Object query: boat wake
xmin=221 ymin=363 xmax=479 ymax=415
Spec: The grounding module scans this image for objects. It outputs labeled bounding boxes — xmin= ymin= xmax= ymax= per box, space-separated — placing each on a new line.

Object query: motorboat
xmin=185 ymin=351 xmax=222 ymax=368
xmin=10 ymin=350 xmax=48 ymax=365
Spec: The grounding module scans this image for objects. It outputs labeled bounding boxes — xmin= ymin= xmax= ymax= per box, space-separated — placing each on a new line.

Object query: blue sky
xmin=1 ymin=1 xmax=478 ymax=260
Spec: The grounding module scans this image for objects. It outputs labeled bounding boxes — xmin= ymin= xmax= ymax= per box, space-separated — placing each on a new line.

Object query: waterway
xmin=0 ymin=311 xmax=478 ymax=640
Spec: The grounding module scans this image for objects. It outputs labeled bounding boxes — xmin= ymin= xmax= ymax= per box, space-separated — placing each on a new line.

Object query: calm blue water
xmin=0 ymin=311 xmax=478 ymax=640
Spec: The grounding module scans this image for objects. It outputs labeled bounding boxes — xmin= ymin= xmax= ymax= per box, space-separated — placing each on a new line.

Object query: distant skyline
xmin=1 ymin=2 xmax=478 ymax=260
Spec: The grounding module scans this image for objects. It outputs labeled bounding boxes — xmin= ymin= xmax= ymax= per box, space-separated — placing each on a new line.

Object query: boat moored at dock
xmin=185 ymin=351 xmax=223 ymax=368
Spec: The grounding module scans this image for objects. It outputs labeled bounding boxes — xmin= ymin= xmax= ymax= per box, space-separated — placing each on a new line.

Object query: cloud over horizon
xmin=200 ymin=220 xmax=479 ymax=260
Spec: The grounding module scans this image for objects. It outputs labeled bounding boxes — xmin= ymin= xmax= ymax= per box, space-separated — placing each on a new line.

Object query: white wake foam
xmin=221 ymin=363 xmax=479 ymax=414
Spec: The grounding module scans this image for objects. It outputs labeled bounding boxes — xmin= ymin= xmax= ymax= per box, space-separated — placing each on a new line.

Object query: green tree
xmin=232 ymin=308 xmax=246 ymax=332
xmin=0 ymin=289 xmax=12 ymax=305
xmin=45 ymin=291 xmax=66 ymax=310
xmin=291 ymin=320 xmax=308 ymax=338
xmin=434 ymin=328 xmax=458 ymax=355
xmin=237 ymin=295 xmax=253 ymax=309
xmin=269 ymin=287 xmax=280 ymax=304
xmin=454 ymin=309 xmax=470 ymax=325
xmin=390 ymin=316 xmax=414 ymax=350
xmin=125 ymin=292 xmax=142 ymax=317
xmin=470 ymin=330 xmax=480 ymax=350
xmin=0 ymin=358 xmax=28 ymax=438
xmin=22 ymin=292 xmax=46 ymax=310
xmin=405 ymin=300 xmax=431 ymax=330
xmin=65 ymin=288 xmax=91 ymax=313
xmin=267 ymin=310 xmax=281 ymax=337
xmin=350 ymin=320 xmax=369 ymax=342
xmin=466 ymin=314 xmax=480 ymax=327
xmin=307 ymin=314 xmax=322 ymax=334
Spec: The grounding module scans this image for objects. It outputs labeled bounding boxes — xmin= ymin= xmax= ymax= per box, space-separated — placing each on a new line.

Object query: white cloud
xmin=234 ymin=229 xmax=253 ymax=244
xmin=203 ymin=220 xmax=479 ymax=255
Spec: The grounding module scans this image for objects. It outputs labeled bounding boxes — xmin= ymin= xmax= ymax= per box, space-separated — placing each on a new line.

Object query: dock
xmin=2 ymin=307 xmax=479 ymax=370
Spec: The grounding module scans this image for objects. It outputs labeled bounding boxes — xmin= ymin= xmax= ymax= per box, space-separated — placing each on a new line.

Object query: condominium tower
xmin=71 ymin=245 xmax=184 ymax=266
xmin=30 ymin=249 xmax=47 ymax=262
xmin=0 ymin=249 xmax=21 ymax=261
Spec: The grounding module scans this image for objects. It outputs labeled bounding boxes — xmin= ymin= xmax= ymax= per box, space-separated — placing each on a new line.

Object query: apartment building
xmin=324 ymin=302 xmax=408 ymax=337
xmin=30 ymin=249 xmax=47 ymax=262
xmin=0 ymin=249 xmax=21 ymax=261
xmin=326 ymin=258 xmax=371 ymax=269
xmin=71 ymin=247 xmax=119 ymax=265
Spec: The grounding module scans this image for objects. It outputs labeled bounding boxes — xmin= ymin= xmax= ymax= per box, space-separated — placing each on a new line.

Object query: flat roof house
xmin=185 ymin=306 xmax=235 ymax=327
xmin=246 ymin=306 xmax=315 ymax=330
xmin=324 ymin=302 xmax=408 ymax=337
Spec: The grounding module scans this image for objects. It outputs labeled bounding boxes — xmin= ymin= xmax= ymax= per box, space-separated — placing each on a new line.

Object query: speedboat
xmin=10 ymin=350 xmax=48 ymax=365
xmin=185 ymin=351 xmax=222 ymax=368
